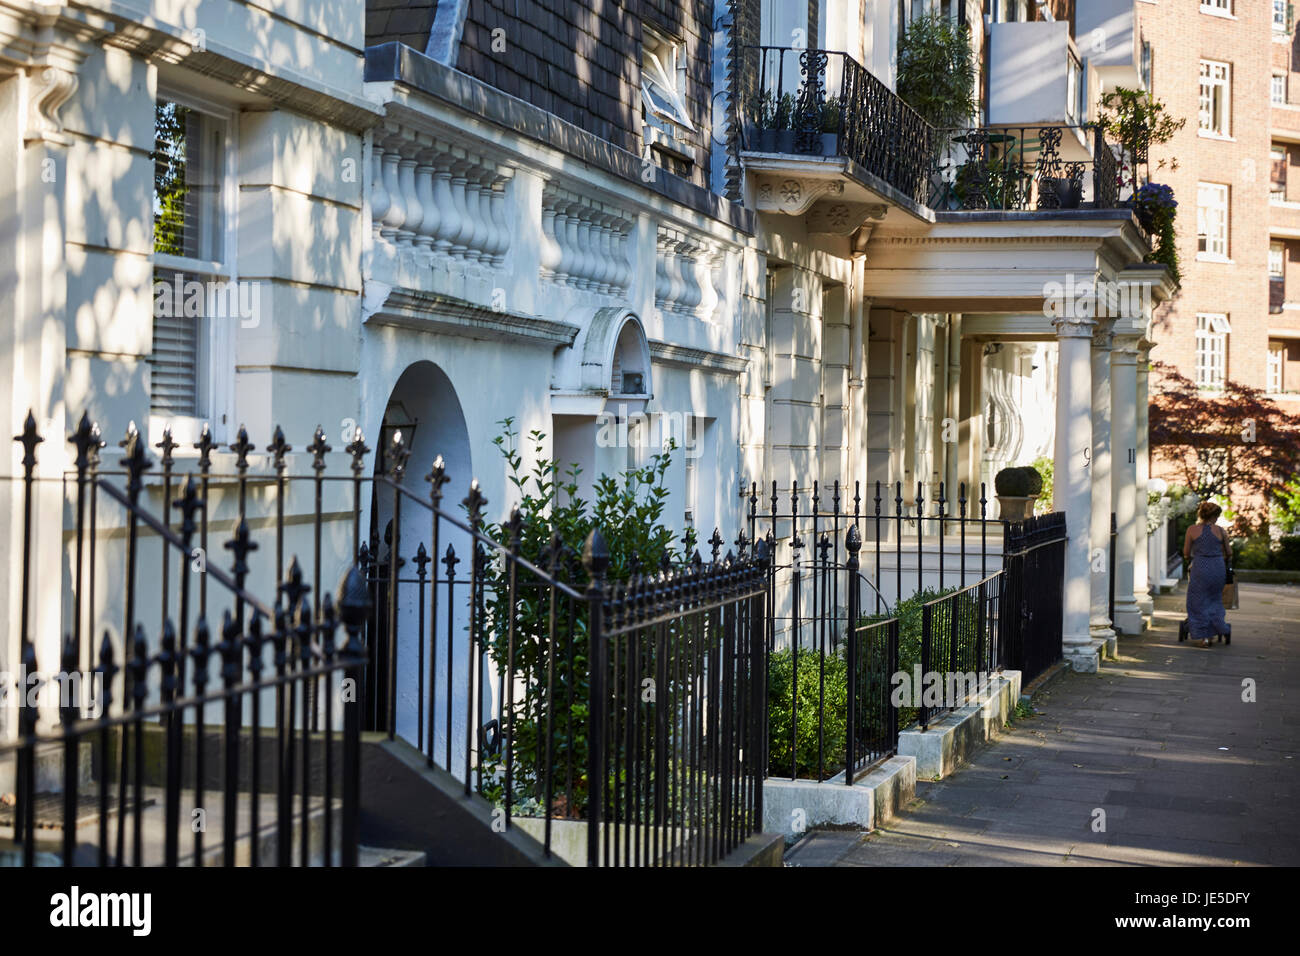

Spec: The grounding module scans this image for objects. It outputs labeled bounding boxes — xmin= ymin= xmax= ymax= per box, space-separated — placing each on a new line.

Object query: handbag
xmin=1222 ymin=567 xmax=1239 ymax=610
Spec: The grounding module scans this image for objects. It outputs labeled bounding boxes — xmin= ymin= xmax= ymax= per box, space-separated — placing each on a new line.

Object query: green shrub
xmin=1233 ymin=535 xmax=1273 ymax=570
xmin=860 ymin=585 xmax=971 ymax=730
xmin=994 ymin=465 xmax=1042 ymax=498
xmin=1031 ymin=456 xmax=1054 ymax=514
xmin=1277 ymin=535 xmax=1300 ymax=571
xmin=766 ymin=647 xmax=848 ymax=779
xmin=478 ymin=418 xmax=696 ymax=817
xmin=897 ymin=12 xmax=978 ymax=143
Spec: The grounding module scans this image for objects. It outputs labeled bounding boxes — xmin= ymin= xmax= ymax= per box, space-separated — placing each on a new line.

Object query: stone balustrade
xmin=370 ymin=123 xmax=511 ymax=267
xmin=540 ymin=184 xmax=633 ymax=296
xmin=366 ymin=125 xmax=736 ymax=329
xmin=655 ymin=226 xmax=727 ymax=320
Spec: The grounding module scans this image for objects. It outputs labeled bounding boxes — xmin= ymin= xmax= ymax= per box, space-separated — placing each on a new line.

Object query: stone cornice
xmin=364 ymin=286 xmax=580 ymax=346
xmin=80 ymin=2 xmax=382 ymax=130
xmin=648 ymin=341 xmax=749 ymax=376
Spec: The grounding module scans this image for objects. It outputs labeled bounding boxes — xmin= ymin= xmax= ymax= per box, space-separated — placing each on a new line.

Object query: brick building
xmin=1138 ymin=0 xmax=1289 ymax=402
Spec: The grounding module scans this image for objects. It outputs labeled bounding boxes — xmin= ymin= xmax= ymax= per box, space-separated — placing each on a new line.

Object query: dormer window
xmin=641 ymin=26 xmax=695 ymax=169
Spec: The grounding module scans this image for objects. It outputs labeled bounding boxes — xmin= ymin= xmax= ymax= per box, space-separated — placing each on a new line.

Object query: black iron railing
xmin=6 ymin=411 xmax=772 ymax=867
xmin=744 ymin=46 xmax=934 ymax=206
xmin=3 ymin=413 xmax=365 ymax=867
xmin=930 ymin=124 xmax=1123 ymax=212
xmin=745 ymin=479 xmax=1003 ymax=621
xmin=1108 ymin=511 xmax=1118 ymax=628
xmin=358 ymin=444 xmax=770 ymax=866
xmin=918 ymin=572 xmax=1003 ymax=732
xmin=1000 ymin=512 xmax=1067 ymax=687
xmin=592 ymin=539 xmax=768 ymax=865
xmin=762 ymin=521 xmax=901 ymax=785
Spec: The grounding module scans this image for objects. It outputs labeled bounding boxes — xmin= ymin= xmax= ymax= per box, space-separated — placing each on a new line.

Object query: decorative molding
xmin=24 ymin=65 xmax=77 ymax=146
xmin=874 ymin=235 xmax=1102 ymax=247
xmin=648 ymin=341 xmax=749 ymax=375
xmin=806 ymin=201 xmax=887 ymax=236
xmin=655 ymin=227 xmax=727 ymax=320
xmin=541 ymin=183 xmax=633 ymax=295
xmin=755 ymin=177 xmax=844 ymax=216
xmin=1091 ymin=316 xmax=1117 ymax=349
xmin=1052 ymin=316 xmax=1097 ymax=339
xmin=364 ymin=287 xmax=579 ymax=346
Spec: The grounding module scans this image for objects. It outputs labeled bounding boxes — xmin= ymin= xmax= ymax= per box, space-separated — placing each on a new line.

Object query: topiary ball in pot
xmin=994 ymin=466 xmax=1042 ymax=521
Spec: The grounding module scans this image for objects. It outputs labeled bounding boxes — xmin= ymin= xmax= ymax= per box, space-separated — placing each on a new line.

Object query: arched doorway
xmin=366 ymin=362 xmax=473 ymax=765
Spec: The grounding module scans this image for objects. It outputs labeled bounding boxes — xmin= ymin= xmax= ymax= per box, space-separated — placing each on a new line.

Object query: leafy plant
xmin=821 ymin=95 xmax=842 ymax=133
xmin=1149 ymin=364 xmax=1300 ymax=530
xmin=859 ymin=585 xmax=977 ymax=731
xmin=766 ymin=648 xmax=848 ymax=779
xmin=754 ymin=89 xmax=795 ymax=131
xmin=897 ymin=11 xmax=978 ymax=147
xmin=477 ymin=418 xmax=696 ymax=816
xmin=1031 ymin=456 xmax=1054 ymax=515
xmin=1130 ymin=182 xmax=1180 ymax=282
xmin=994 ymin=465 xmax=1043 ymax=498
xmin=1096 ymin=87 xmax=1186 ymax=192
xmin=1272 ymin=477 xmax=1300 ymax=534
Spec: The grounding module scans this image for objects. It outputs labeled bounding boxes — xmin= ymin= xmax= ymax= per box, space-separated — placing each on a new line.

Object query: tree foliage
xmin=1148 ymin=362 xmax=1300 ymax=528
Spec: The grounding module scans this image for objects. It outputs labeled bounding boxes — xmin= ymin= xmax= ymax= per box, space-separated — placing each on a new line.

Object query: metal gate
xmin=1000 ymin=513 xmax=1067 ymax=686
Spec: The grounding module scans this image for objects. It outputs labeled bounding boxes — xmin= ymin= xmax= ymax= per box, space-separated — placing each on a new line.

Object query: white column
xmin=1089 ymin=321 xmax=1115 ymax=655
xmin=1053 ymin=316 xmax=1097 ymax=672
xmin=1133 ymin=344 xmax=1154 ymax=613
xmin=1110 ymin=337 xmax=1143 ymax=634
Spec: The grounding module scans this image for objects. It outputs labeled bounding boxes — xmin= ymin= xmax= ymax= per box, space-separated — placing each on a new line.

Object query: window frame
xmin=1200 ymin=0 xmax=1233 ymax=16
xmin=1197 ymin=181 xmax=1230 ymax=261
xmin=1273 ymin=73 xmax=1288 ymax=107
xmin=1268 ymin=342 xmax=1286 ymax=393
xmin=1274 ymin=0 xmax=1290 ymax=32
xmin=1198 ymin=59 xmax=1231 ymax=138
xmin=640 ymin=25 xmax=695 ymax=163
xmin=1271 ymin=241 xmax=1286 ymax=278
xmin=1195 ymin=313 xmax=1230 ymax=390
xmin=150 ymin=87 xmax=239 ymax=448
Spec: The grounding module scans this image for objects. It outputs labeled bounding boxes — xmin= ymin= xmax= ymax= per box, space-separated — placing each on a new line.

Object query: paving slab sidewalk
xmin=787 ymin=582 xmax=1299 ymax=867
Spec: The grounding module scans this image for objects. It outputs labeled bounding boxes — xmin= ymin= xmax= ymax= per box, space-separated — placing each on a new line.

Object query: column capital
xmin=1052 ymin=316 xmax=1096 ymax=339
xmin=1090 ymin=316 xmax=1116 ymax=349
xmin=1111 ymin=333 xmax=1143 ymax=363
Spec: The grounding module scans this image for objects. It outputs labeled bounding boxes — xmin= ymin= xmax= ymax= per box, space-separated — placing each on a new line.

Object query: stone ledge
xmin=761 ymin=754 xmax=916 ymax=840
xmin=897 ymin=671 xmax=1022 ymax=780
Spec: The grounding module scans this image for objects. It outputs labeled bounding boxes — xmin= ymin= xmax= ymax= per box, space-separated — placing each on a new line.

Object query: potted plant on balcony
xmin=896 ymin=11 xmax=978 ymax=146
xmin=1129 ymin=181 xmax=1180 ymax=282
xmin=896 ymin=12 xmax=978 ymax=207
xmin=1096 ymin=88 xmax=1186 ymax=194
xmin=994 ymin=465 xmax=1043 ymax=522
xmin=751 ymin=89 xmax=796 ymax=152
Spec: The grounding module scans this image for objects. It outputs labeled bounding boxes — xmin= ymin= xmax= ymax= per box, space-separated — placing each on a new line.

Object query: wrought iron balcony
xmin=742 ymin=47 xmax=1131 ymax=222
xmin=743 ymin=47 xmax=934 ymax=211
xmin=929 ymin=125 xmax=1121 ymax=213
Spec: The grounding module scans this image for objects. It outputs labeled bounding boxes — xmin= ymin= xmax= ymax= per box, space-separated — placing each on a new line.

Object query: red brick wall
xmin=1139 ymin=0 xmax=1273 ymax=390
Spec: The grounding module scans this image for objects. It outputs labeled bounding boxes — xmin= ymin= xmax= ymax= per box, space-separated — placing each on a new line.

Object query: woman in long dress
xmin=1183 ymin=500 xmax=1231 ymax=648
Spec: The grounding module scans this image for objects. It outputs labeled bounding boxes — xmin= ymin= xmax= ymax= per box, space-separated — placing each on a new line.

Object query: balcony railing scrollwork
xmin=744 ymin=47 xmax=1135 ymax=218
xmin=929 ymin=124 xmax=1124 ymax=214
xmin=744 ymin=47 xmax=934 ymax=208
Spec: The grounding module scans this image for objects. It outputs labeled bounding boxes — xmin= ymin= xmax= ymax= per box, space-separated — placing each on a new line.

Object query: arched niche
xmin=580 ymin=307 xmax=653 ymax=409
